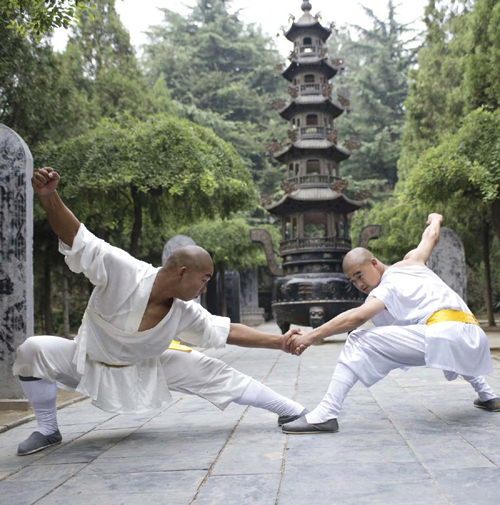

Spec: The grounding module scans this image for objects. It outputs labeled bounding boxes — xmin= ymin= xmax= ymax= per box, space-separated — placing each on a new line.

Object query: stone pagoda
xmin=252 ymin=0 xmax=364 ymax=333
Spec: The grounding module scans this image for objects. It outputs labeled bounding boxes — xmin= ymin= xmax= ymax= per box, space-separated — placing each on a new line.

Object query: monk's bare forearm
xmin=306 ymin=309 xmax=367 ymax=342
xmin=421 ymin=218 xmax=441 ymax=247
xmin=227 ymin=323 xmax=283 ymax=350
xmin=38 ymin=191 xmax=80 ymax=247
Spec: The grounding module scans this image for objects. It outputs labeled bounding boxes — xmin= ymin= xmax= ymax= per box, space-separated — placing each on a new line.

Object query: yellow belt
xmin=168 ymin=340 xmax=193 ymax=352
xmin=98 ymin=340 xmax=192 ymax=368
xmin=426 ymin=309 xmax=479 ymax=326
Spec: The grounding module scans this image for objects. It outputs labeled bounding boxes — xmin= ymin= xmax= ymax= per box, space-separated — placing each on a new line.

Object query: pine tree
xmin=142 ymin=0 xmax=287 ymax=193
xmin=330 ymin=1 xmax=416 ymax=189
xmin=62 ymin=0 xmax=150 ymax=121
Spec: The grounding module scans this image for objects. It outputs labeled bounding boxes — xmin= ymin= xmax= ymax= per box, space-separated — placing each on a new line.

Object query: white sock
xmin=20 ymin=379 xmax=58 ymax=436
xmin=233 ymin=379 xmax=305 ymax=417
xmin=306 ymin=363 xmax=358 ymax=424
xmin=462 ymin=375 xmax=498 ymax=401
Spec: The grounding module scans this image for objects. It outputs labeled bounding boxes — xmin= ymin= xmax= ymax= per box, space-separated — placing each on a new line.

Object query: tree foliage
xmin=1 ymin=0 xmax=91 ymax=39
xmin=179 ymin=218 xmax=277 ymax=272
xmin=34 ymin=113 xmax=257 ymax=255
xmin=0 ymin=21 xmax=86 ymax=145
xmin=142 ymin=0 xmax=287 ymax=194
xmin=329 ymin=1 xmax=417 ymax=190
xmin=357 ymin=0 xmax=500 ymax=256
xmin=407 ymin=108 xmax=500 ymax=236
xmin=355 ymin=0 xmax=500 ymax=314
xmin=62 ymin=0 xmax=152 ymax=122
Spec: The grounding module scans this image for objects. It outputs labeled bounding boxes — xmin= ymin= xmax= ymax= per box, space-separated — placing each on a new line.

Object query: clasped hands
xmin=281 ymin=328 xmax=317 ymax=356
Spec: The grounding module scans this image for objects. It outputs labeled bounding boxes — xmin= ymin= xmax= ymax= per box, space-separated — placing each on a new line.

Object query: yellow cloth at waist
xmin=97 ymin=340 xmax=192 ymax=368
xmin=426 ymin=309 xmax=478 ymax=326
xmin=168 ymin=340 xmax=192 ymax=353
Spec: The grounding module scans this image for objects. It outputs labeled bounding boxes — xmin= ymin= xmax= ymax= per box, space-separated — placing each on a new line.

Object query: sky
xmin=51 ymin=0 xmax=429 ymax=55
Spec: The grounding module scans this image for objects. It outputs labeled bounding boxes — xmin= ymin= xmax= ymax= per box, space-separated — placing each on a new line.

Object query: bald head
xmin=164 ymin=245 xmax=213 ymax=272
xmin=343 ymin=247 xmax=375 ymax=273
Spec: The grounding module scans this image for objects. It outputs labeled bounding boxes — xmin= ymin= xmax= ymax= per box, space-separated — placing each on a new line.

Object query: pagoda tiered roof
xmin=274 ymin=139 xmax=350 ymax=164
xmin=283 ymin=60 xmax=338 ymax=82
xmin=266 ymin=188 xmax=362 ymax=215
xmin=278 ymin=96 xmax=343 ymax=120
xmin=285 ymin=11 xmax=332 ymax=42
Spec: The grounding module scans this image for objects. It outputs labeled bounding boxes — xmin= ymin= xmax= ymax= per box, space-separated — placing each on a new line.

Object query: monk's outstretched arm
xmin=227 ymin=324 xmax=300 ymax=353
xmin=401 ymin=213 xmax=443 ymax=265
xmin=289 ymin=298 xmax=386 ymax=354
xmin=32 ymin=168 xmax=80 ymax=247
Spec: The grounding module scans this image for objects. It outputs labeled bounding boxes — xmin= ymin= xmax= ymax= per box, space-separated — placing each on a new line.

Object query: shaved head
xmin=164 ymin=245 xmax=213 ymax=272
xmin=343 ymin=247 xmax=375 ymax=273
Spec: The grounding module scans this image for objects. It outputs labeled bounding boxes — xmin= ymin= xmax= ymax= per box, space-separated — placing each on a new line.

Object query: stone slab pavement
xmin=1 ymin=322 xmax=500 ymax=505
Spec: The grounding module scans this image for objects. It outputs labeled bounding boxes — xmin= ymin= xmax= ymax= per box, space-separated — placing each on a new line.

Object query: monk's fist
xmin=32 ymin=168 xmax=60 ymax=196
xmin=426 ymin=213 xmax=443 ymax=225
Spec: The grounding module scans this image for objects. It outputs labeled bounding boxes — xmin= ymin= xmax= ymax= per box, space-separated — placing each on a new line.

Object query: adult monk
xmin=14 ymin=168 xmax=306 ymax=455
xmin=283 ymin=213 xmax=499 ymax=434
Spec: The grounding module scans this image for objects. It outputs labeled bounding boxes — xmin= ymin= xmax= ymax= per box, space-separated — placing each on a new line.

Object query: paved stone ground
xmin=1 ymin=323 xmax=500 ymax=505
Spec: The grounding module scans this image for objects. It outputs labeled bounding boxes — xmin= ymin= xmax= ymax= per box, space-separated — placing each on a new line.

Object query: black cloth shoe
xmin=474 ymin=398 xmax=500 ymax=412
xmin=282 ymin=416 xmax=339 ymax=434
xmin=17 ymin=430 xmax=62 ymax=456
xmin=277 ymin=409 xmax=309 ymax=426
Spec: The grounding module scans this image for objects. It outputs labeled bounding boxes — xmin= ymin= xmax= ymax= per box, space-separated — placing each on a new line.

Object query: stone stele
xmin=161 ymin=234 xmax=196 ymax=266
xmin=0 ymin=124 xmax=34 ymax=400
xmin=427 ymin=227 xmax=467 ymax=301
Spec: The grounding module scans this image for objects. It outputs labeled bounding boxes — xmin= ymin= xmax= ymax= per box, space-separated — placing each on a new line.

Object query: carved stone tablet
xmin=161 ymin=235 xmax=196 ymax=265
xmin=427 ymin=227 xmax=467 ymax=301
xmin=0 ymin=125 xmax=33 ymax=398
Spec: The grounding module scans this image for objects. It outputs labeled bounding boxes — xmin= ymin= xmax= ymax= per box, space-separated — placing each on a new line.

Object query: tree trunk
xmin=491 ymin=200 xmax=500 ymax=240
xmin=220 ymin=266 xmax=227 ymax=317
xmin=43 ymin=253 xmax=54 ymax=335
xmin=482 ymin=223 xmax=495 ymax=327
xmin=62 ymin=264 xmax=70 ymax=338
xmin=130 ymin=186 xmax=142 ymax=256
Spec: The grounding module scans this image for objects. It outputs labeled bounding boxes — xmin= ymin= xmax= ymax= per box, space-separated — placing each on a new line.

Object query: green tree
xmin=354 ymin=0 xmax=500 ymax=315
xmin=406 ymin=108 xmax=500 ymax=323
xmin=35 ymin=113 xmax=257 ymax=256
xmin=1 ymin=0 xmax=91 ymax=39
xmin=329 ymin=1 xmax=417 ymax=189
xmin=462 ymin=0 xmax=500 ymax=111
xmin=397 ymin=0 xmax=500 ymax=182
xmin=0 ymin=21 xmax=91 ymax=146
xmin=179 ymin=218 xmax=277 ymax=315
xmin=142 ymin=0 xmax=286 ymax=193
xmin=62 ymin=0 xmax=151 ymax=122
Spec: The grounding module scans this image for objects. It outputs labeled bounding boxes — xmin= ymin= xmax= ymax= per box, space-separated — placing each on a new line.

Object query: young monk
xmin=14 ymin=168 xmax=306 ymax=455
xmin=283 ymin=213 xmax=500 ymax=434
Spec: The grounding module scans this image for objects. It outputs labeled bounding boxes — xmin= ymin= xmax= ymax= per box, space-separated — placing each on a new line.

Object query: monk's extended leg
xmin=162 ymin=349 xmax=306 ymax=424
xmin=14 ymin=336 xmax=81 ymax=455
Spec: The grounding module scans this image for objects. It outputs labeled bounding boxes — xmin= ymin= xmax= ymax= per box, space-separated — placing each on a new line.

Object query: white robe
xmin=21 ymin=224 xmax=232 ymax=413
xmin=339 ymin=266 xmax=492 ymax=387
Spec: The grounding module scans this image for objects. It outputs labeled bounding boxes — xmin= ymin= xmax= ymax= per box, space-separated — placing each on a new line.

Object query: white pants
xmin=306 ymin=325 xmax=497 ymax=424
xmin=14 ymin=336 xmax=252 ymax=411
xmin=338 ymin=324 xmax=494 ymax=387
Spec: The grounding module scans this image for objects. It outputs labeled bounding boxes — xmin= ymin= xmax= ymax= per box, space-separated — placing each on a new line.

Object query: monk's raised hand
xmin=32 ymin=168 xmax=61 ymax=196
xmin=282 ymin=327 xmax=302 ymax=353
xmin=426 ymin=213 xmax=442 ymax=225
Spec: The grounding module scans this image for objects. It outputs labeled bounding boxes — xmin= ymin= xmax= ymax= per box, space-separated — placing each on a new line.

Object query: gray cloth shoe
xmin=277 ymin=409 xmax=309 ymax=426
xmin=17 ymin=430 xmax=62 ymax=456
xmin=282 ymin=416 xmax=339 ymax=434
xmin=474 ymin=398 xmax=500 ymax=412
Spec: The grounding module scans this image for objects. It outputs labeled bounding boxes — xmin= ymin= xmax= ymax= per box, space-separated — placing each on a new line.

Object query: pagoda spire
xmin=301 ymin=1 xmax=312 ymax=12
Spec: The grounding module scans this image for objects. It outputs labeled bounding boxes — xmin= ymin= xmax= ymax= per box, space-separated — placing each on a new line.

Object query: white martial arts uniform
xmin=13 ymin=224 xmax=253 ymax=414
xmin=306 ymin=266 xmax=496 ymax=424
